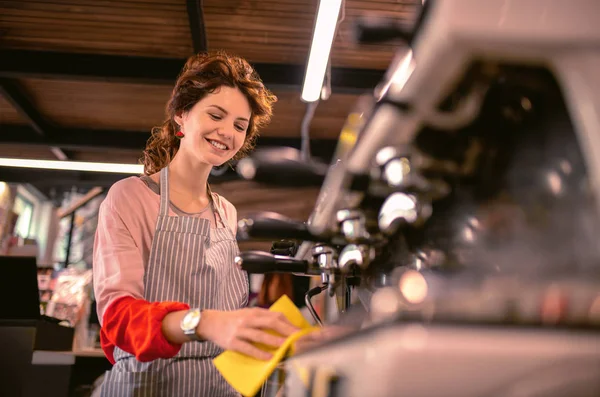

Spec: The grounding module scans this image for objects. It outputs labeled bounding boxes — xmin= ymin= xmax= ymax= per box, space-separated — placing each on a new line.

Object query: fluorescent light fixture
xmin=0 ymin=157 xmax=143 ymax=174
xmin=376 ymin=49 xmax=415 ymax=100
xmin=301 ymin=0 xmax=343 ymax=102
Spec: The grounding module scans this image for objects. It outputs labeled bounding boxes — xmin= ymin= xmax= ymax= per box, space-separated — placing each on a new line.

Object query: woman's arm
xmin=97 ymin=186 xmax=299 ymax=362
xmin=102 ymin=297 xmax=189 ymax=363
xmin=94 ymin=185 xmax=189 ymax=363
xmin=160 ymin=307 xmax=300 ymax=360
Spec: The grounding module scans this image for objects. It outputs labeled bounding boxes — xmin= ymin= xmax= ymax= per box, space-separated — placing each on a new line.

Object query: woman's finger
xmin=238 ymin=327 xmax=286 ymax=348
xmin=231 ymin=338 xmax=273 ymax=361
xmin=248 ymin=312 xmax=298 ymax=337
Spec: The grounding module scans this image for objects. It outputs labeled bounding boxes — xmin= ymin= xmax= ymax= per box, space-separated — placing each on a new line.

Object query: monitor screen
xmin=0 ymin=256 xmax=41 ymax=325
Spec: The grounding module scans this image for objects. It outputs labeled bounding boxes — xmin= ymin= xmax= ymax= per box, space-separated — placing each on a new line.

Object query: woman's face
xmin=175 ymin=85 xmax=251 ymax=167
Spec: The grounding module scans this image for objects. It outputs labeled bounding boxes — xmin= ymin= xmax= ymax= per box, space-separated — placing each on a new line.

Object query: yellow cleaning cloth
xmin=213 ymin=295 xmax=319 ymax=397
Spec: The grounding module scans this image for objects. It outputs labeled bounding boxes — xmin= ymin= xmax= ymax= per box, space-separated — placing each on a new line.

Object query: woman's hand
xmin=197 ymin=308 xmax=299 ymax=360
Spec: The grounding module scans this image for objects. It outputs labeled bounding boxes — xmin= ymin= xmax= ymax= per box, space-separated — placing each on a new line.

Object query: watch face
xmin=182 ymin=310 xmax=201 ymax=330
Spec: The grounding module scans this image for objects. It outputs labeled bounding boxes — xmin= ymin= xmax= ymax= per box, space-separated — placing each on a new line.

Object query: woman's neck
xmin=167 ymin=152 xmax=212 ymax=200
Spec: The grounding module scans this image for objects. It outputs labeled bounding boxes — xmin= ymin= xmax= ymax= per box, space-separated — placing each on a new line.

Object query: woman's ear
xmin=173 ymin=111 xmax=185 ymax=128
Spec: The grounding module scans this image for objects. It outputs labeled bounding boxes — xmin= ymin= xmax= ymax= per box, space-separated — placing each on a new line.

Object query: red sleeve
xmin=100 ymin=296 xmax=190 ymax=364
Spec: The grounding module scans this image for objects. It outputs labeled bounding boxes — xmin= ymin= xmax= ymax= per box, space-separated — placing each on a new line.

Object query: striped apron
xmin=100 ymin=166 xmax=249 ymax=397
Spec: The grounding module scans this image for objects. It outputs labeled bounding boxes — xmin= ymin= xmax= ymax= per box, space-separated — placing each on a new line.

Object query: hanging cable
xmin=299 ymin=0 xmax=347 ymax=162
xmin=300 ymin=100 xmax=319 ymax=162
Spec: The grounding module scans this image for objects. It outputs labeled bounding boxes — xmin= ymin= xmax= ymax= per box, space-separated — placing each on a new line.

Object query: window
xmin=13 ymin=194 xmax=34 ymax=239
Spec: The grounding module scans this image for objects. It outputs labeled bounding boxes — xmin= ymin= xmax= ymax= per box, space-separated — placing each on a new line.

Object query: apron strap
xmin=159 ymin=166 xmax=170 ymax=216
xmin=211 ymin=193 xmax=231 ymax=232
xmin=162 ymin=167 xmax=227 ymax=230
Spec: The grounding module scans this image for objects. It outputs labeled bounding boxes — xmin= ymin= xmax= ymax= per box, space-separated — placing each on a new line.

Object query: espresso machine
xmin=234 ymin=0 xmax=600 ymax=395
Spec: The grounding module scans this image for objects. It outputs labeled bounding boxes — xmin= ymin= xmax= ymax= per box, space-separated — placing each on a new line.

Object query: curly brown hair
xmin=142 ymin=51 xmax=277 ymax=175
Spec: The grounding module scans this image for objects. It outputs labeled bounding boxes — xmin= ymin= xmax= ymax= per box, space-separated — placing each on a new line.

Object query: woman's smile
xmin=205 ymin=137 xmax=229 ymax=152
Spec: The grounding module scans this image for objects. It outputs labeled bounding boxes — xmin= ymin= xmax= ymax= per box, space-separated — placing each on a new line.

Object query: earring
xmin=175 ymin=131 xmax=184 ymax=139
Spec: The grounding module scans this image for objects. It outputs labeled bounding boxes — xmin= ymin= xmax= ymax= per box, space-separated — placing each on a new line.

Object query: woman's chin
xmin=191 ymin=147 xmax=235 ymax=168
xmin=205 ymin=154 xmax=232 ymax=168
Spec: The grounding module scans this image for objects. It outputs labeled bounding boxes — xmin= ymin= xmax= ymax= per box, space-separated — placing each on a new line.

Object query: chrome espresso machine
xmin=234 ymin=1 xmax=600 ymax=396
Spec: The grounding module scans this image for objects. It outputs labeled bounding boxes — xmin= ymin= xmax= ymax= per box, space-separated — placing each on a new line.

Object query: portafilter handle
xmin=236 ymin=147 xmax=327 ymax=188
xmin=237 ymin=211 xmax=329 ymax=243
xmin=235 ymin=250 xmax=309 ymax=274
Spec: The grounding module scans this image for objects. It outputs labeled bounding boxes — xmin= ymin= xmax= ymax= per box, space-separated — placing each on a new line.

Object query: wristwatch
xmin=180 ymin=308 xmax=202 ymax=341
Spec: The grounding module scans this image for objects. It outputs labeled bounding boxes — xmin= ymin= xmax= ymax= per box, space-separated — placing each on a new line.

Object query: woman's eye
xmin=209 ymin=114 xmax=222 ymax=120
xmin=235 ymin=124 xmax=246 ymax=132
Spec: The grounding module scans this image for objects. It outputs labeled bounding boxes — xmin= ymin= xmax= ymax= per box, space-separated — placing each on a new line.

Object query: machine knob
xmin=371 ymin=147 xmax=427 ymax=190
xmin=372 ymin=147 xmax=452 ymax=200
xmin=378 ymin=192 xmax=432 ymax=234
xmin=338 ymin=244 xmax=373 ymax=273
xmin=336 ymin=209 xmax=370 ymax=241
xmin=312 ymin=245 xmax=336 ymax=270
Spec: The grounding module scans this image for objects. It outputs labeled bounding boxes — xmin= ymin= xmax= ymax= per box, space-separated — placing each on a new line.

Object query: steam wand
xmin=305 ymin=284 xmax=328 ymax=326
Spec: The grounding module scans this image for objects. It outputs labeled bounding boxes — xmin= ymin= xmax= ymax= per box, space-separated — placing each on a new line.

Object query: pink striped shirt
xmin=93 ymin=176 xmax=238 ymax=324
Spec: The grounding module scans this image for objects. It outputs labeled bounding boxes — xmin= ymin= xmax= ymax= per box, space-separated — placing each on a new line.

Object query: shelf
xmin=73 ymin=348 xmax=105 ymax=358
xmin=32 ymin=350 xmax=76 ymax=366
xmin=31 ymin=348 xmax=105 ymax=365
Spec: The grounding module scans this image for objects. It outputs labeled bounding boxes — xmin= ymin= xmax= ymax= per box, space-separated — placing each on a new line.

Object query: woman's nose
xmin=216 ymin=127 xmax=233 ymax=141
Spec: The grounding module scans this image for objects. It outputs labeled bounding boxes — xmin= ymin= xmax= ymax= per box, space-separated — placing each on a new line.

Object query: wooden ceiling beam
xmin=0 ymin=167 xmax=132 ymax=190
xmin=0 ymin=49 xmax=384 ymax=93
xmin=186 ymin=0 xmax=208 ymax=53
xmin=0 ymin=124 xmax=340 ymax=160
xmin=0 ymin=78 xmax=67 ymax=160
xmin=0 ymin=78 xmax=47 ymax=137
xmin=0 ymin=124 xmax=147 ymax=152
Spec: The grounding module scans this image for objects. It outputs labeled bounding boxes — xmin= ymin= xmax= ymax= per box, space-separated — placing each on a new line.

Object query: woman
xmin=93 ymin=51 xmax=299 ymax=396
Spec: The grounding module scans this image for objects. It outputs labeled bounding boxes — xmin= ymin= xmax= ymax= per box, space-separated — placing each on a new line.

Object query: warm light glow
xmin=399 ymin=270 xmax=428 ymax=304
xmin=236 ymin=158 xmax=257 ymax=180
xmin=370 ymin=287 xmax=401 ymax=320
xmin=541 ymin=286 xmax=567 ymax=324
xmin=0 ymin=158 xmax=143 ymax=174
xmin=301 ymin=0 xmax=343 ymax=102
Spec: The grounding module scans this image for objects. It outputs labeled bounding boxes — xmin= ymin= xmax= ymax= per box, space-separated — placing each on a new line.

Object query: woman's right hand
xmin=197 ymin=308 xmax=299 ymax=360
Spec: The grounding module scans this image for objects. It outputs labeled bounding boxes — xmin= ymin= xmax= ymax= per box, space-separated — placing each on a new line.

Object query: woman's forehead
xmin=198 ymin=86 xmax=251 ymax=119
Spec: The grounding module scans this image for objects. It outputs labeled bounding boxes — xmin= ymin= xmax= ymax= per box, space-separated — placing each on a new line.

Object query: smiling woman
xmin=173 ymin=86 xmax=251 ymax=167
xmin=91 ymin=52 xmax=296 ymax=397
xmin=143 ymin=51 xmax=277 ymax=175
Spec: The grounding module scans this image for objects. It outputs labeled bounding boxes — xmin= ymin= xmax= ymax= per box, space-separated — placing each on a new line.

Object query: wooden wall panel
xmin=0 ymin=0 xmax=193 ymax=57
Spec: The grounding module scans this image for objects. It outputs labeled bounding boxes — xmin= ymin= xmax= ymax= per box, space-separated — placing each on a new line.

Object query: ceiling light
xmin=0 ymin=157 xmax=143 ymax=174
xmin=301 ymin=0 xmax=343 ymax=102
